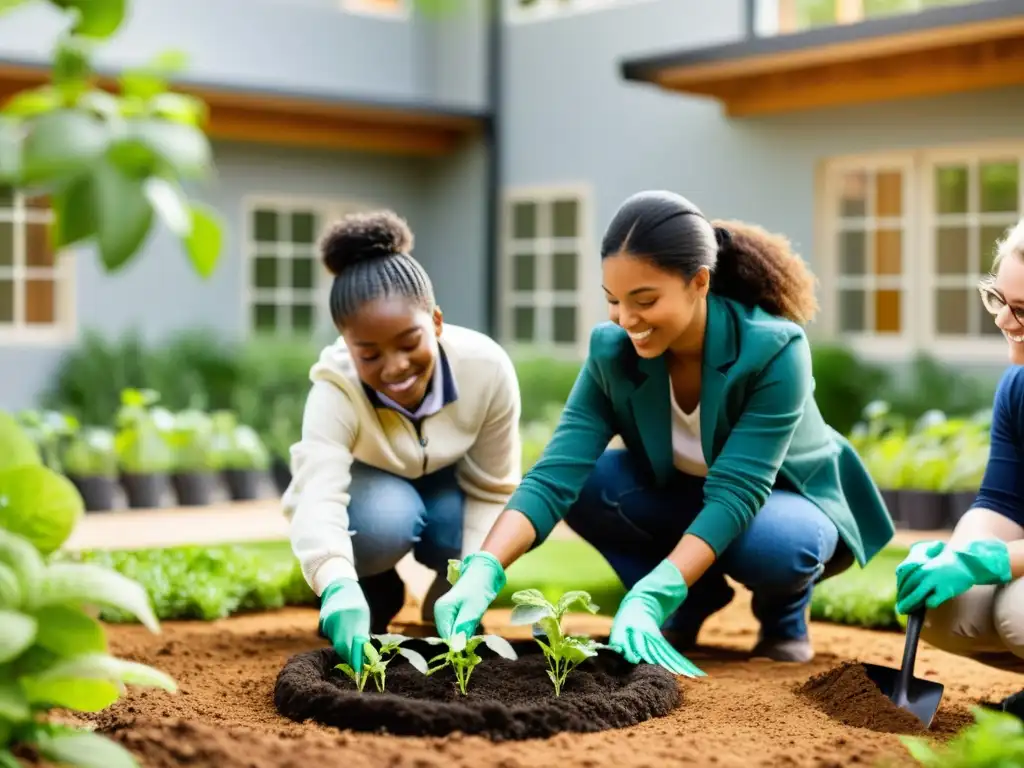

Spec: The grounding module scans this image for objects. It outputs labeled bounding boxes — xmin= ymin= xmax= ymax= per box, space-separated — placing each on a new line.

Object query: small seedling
xmin=510 ymin=588 xmax=606 ymax=696
xmin=334 ymin=633 xmax=428 ymax=693
xmin=424 ymin=631 xmax=518 ymax=695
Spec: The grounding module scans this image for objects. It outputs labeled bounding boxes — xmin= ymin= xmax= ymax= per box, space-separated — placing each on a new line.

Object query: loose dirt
xmin=76 ymin=587 xmax=1024 ymax=768
xmin=274 ymin=641 xmax=680 ymax=739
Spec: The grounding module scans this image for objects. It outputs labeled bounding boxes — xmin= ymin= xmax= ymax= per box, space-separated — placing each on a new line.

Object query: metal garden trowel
xmin=863 ymin=607 xmax=944 ymax=729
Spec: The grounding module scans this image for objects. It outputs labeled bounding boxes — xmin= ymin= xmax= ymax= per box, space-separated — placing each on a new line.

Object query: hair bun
xmin=320 ymin=210 xmax=414 ymax=276
xmin=713 ymin=225 xmax=733 ymax=251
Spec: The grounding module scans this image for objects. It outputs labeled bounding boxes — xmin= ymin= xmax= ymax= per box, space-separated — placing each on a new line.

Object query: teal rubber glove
xmin=433 ymin=551 xmax=506 ymax=639
xmin=896 ymin=539 xmax=1013 ymax=615
xmin=319 ymin=578 xmax=372 ymax=674
xmin=608 ymin=559 xmax=705 ymax=677
xmin=895 ymin=540 xmax=945 ymax=597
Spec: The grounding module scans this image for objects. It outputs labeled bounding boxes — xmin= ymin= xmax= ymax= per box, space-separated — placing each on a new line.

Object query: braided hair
xmin=321 ymin=210 xmax=435 ymax=327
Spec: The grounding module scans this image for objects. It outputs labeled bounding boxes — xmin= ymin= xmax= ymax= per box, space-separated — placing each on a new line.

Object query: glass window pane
xmin=552 ymin=252 xmax=577 ymax=291
xmin=253 ymin=256 xmax=278 ymax=289
xmin=26 ymin=223 xmax=53 ymax=268
xmin=291 ymin=212 xmax=317 ymax=244
xmin=839 ymin=289 xmax=865 ymax=332
xmin=253 ymin=303 xmax=277 ymax=331
xmin=25 ymin=194 xmax=48 ymax=211
xmin=292 ymin=304 xmax=314 ymax=331
xmin=0 ymin=187 xmax=13 ymax=208
xmin=935 ymin=166 xmax=968 ymax=215
xmin=936 ymin=226 xmax=968 ymax=275
xmin=0 ymin=278 xmax=12 ymax=323
xmin=875 ymin=171 xmax=902 ymax=217
xmin=553 ymin=306 xmax=576 ymax=343
xmin=839 ymin=172 xmax=867 ymax=218
xmin=0 ymin=221 xmax=12 ymax=267
xmin=291 ymin=257 xmax=315 ymax=290
xmin=551 ymin=200 xmax=578 ymax=238
xmin=980 ymin=161 xmax=1018 ymax=214
xmin=513 ymin=307 xmax=535 ymax=341
xmin=874 ymin=289 xmax=901 ymax=333
xmin=512 ymin=253 xmax=535 ymax=291
xmin=253 ymin=210 xmax=278 ymax=242
xmin=874 ymin=229 xmax=901 ymax=275
xmin=512 ymin=203 xmax=537 ymax=239
xmin=25 ymin=279 xmax=53 ymax=325
xmin=936 ymin=288 xmax=969 ymax=335
xmin=980 ymin=224 xmax=1010 ymax=274
xmin=839 ymin=230 xmax=866 ymax=276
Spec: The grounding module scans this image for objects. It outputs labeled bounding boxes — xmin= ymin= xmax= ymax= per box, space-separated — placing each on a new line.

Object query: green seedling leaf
xmin=449 ymin=632 xmax=467 ymax=653
xmin=0 ymin=464 xmax=84 ymax=556
xmin=0 ymin=672 xmax=30 ymax=721
xmin=57 ymin=0 xmax=127 ymax=38
xmin=3 ymin=86 xmax=62 ymax=118
xmin=0 ymin=610 xmax=36 ymax=663
xmin=34 ymin=562 xmax=160 ymax=632
xmin=184 ymin=202 xmax=222 ymax=278
xmin=556 ymin=590 xmax=599 ymax=616
xmin=27 ymin=652 xmax=176 ymax=693
xmin=0 ymin=411 xmax=42 ymax=471
xmin=150 ymin=92 xmax=206 ymax=126
xmin=20 ymin=675 xmax=120 ymax=712
xmin=32 ymin=726 xmax=138 ymax=768
xmin=32 ymin=605 xmax=108 ymax=656
xmin=0 ymin=562 xmax=22 ymax=609
xmin=397 ymin=647 xmax=428 ymax=674
xmin=143 ymin=176 xmax=190 ymax=235
xmin=51 ymin=173 xmax=97 ymax=248
xmin=127 ymin=118 xmax=211 ymax=178
xmin=510 ymin=588 xmax=550 ymax=609
xmin=481 ymin=634 xmax=517 ymax=661
xmin=363 ymin=643 xmax=380 ymax=666
xmin=20 ymin=109 xmax=109 ymax=184
xmin=92 ymin=159 xmax=154 ymax=272
xmin=446 ymin=559 xmax=462 ymax=586
xmin=52 ymin=35 xmax=93 ymax=98
xmin=0 ymin=528 xmax=44 ymax=596
xmin=510 ymin=604 xmax=552 ymax=626
xmin=372 ymin=633 xmax=410 ymax=647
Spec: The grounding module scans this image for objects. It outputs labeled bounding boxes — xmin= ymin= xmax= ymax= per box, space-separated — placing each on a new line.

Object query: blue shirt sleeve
xmin=972 ymin=366 xmax=1024 ymax=526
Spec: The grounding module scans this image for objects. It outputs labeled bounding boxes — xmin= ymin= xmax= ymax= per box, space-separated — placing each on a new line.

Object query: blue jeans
xmin=564 ymin=449 xmax=851 ymax=642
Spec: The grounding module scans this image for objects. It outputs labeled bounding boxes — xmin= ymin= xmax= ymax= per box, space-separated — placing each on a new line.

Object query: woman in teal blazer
xmin=435 ymin=191 xmax=895 ymax=675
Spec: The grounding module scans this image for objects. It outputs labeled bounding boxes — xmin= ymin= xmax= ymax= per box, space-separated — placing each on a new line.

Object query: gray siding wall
xmin=0 ymin=0 xmax=489 ymax=111
xmin=0 ymin=135 xmax=488 ymax=409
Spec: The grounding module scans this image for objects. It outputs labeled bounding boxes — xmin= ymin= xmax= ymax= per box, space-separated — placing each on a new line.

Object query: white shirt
xmin=670 ymin=385 xmax=708 ymax=477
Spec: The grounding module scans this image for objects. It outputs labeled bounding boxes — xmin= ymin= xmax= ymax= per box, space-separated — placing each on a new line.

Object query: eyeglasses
xmin=978 ymin=279 xmax=1024 ymax=327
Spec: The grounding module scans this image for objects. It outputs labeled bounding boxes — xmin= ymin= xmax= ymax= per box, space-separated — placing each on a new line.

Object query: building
xmin=0 ymin=0 xmax=1021 ymax=407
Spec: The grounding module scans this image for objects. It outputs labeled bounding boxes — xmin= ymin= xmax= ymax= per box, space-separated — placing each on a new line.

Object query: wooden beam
xmin=712 ymin=34 xmax=1024 ymax=117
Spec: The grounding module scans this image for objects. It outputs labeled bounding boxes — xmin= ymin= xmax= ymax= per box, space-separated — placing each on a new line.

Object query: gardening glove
xmin=895 ymin=540 xmax=946 ymax=598
xmin=608 ymin=559 xmax=705 ymax=678
xmin=319 ymin=578 xmax=372 ymax=675
xmin=896 ymin=539 xmax=1013 ymax=615
xmin=433 ymin=551 xmax=506 ymax=640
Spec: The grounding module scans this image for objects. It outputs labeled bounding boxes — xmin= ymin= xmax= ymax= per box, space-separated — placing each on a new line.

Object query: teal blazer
xmin=506 ymin=293 xmax=894 ymax=567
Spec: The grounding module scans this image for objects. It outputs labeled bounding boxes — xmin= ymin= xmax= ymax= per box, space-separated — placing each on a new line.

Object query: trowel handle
xmin=897 ymin=607 xmax=926 ymax=696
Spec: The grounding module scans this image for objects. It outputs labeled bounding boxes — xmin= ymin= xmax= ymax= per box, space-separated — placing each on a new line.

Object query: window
xmin=0 ymin=189 xmax=74 ymax=343
xmin=757 ymin=0 xmax=990 ymax=36
xmin=341 ymin=0 xmax=408 ymax=18
xmin=821 ymin=146 xmax=1024 ymax=359
xmin=501 ymin=188 xmax=590 ymax=352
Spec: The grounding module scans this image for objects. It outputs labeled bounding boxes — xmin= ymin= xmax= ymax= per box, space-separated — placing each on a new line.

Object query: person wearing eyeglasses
xmin=895 ymin=218 xmax=1024 ymax=674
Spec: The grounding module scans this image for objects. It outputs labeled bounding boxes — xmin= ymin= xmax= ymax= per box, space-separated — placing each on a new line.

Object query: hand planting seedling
xmin=510 ymin=588 xmax=607 ymax=696
xmin=334 ymin=633 xmax=428 ymax=693
xmin=423 ymin=631 xmax=517 ymax=696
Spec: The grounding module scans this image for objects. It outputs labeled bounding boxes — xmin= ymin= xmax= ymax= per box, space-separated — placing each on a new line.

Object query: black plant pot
xmin=171 ymin=471 xmax=217 ymax=507
xmin=880 ymin=489 xmax=902 ymax=528
xmin=898 ymin=490 xmax=947 ymax=530
xmin=67 ymin=474 xmax=117 ymax=512
xmin=223 ymin=469 xmax=262 ymax=501
xmin=271 ymin=457 xmax=292 ymax=495
xmin=121 ymin=472 xmax=168 ymax=509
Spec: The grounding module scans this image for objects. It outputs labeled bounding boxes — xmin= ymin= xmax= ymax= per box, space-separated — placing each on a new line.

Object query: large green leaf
xmin=0 ymin=529 xmax=44 ymax=599
xmin=0 ymin=464 xmax=84 ymax=556
xmin=20 ymin=109 xmax=109 ymax=184
xmin=32 ymin=605 xmax=107 ymax=657
xmin=0 ymin=411 xmax=41 ymax=471
xmin=0 ymin=750 xmax=20 ymax=768
xmin=92 ymin=160 xmax=153 ymax=271
xmin=2 ymin=86 xmax=62 ymax=118
xmin=33 ymin=727 xmax=138 ymax=768
xmin=184 ymin=203 xmax=222 ymax=278
xmin=0 ymin=674 xmax=30 ymax=721
xmin=52 ymin=36 xmax=93 ymax=97
xmin=150 ymin=92 xmax=206 ymax=127
xmin=143 ymin=177 xmax=189 ymax=236
xmin=34 ymin=563 xmax=160 ymax=632
xmin=52 ymin=174 xmax=97 ymax=248
xmin=128 ymin=119 xmax=210 ymax=178
xmin=20 ymin=675 xmax=120 ymax=712
xmin=55 ymin=0 xmax=127 ymax=38
xmin=0 ymin=562 xmax=22 ymax=610
xmin=0 ymin=611 xmax=36 ymax=664
xmin=26 ymin=653 xmax=175 ymax=692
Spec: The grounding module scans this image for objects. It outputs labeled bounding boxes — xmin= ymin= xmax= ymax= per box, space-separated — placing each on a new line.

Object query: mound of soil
xmin=274 ymin=640 xmax=681 ymax=740
xmin=797 ymin=662 xmax=947 ymax=734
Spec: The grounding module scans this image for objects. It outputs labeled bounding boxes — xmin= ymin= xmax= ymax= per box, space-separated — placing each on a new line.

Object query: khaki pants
xmin=920 ymin=509 xmax=1024 ymax=672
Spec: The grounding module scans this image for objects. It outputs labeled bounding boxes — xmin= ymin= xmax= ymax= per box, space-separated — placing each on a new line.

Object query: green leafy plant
xmin=113 ymin=388 xmax=174 ymax=474
xmin=61 ymin=426 xmax=118 ymax=479
xmin=334 ymin=634 xmax=428 ymax=694
xmin=166 ymin=409 xmax=215 ymax=473
xmin=423 ymin=631 xmax=517 ymax=696
xmin=509 ymin=588 xmax=605 ymax=696
xmin=901 ymin=705 xmax=1024 ymax=766
xmin=209 ymin=411 xmax=270 ymax=472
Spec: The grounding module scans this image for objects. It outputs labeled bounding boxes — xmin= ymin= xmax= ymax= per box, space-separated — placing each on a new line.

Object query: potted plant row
xmin=849 ymin=402 xmax=990 ymax=531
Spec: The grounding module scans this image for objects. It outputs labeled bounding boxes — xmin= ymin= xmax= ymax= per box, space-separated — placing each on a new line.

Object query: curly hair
xmin=600 ymin=190 xmax=819 ymax=325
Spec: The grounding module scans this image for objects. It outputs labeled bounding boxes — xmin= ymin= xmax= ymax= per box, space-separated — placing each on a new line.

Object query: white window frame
xmin=505 ymin=0 xmax=657 ymax=24
xmin=499 ymin=184 xmax=596 ymax=358
xmin=819 ymin=140 xmax=1024 ymax=363
xmin=0 ymin=192 xmax=76 ymax=346
xmin=340 ymin=0 xmax=410 ymax=19
xmin=241 ymin=195 xmax=369 ymax=339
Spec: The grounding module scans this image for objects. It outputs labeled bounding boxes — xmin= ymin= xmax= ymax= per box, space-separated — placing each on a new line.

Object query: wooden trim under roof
xmin=621 ymin=0 xmax=1024 ymax=118
xmin=0 ymin=62 xmax=484 ymax=156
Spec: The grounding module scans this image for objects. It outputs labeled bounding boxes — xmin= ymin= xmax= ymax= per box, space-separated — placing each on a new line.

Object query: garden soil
xmin=74 ymin=587 xmax=1023 ymax=768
